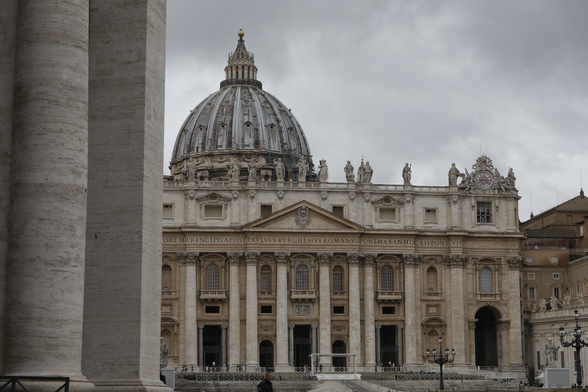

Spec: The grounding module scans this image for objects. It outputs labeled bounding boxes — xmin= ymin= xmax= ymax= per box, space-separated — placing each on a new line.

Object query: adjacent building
xmin=161 ymin=30 xmax=525 ymax=375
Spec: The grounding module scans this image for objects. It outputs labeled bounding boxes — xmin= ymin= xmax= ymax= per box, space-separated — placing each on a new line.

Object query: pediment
xmin=243 ymin=200 xmax=364 ymax=232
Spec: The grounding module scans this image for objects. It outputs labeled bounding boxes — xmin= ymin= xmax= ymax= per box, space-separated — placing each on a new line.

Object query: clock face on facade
xmin=475 ymin=170 xmax=494 ymax=189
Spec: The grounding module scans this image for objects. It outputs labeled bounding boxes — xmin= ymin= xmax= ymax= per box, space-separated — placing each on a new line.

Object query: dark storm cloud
xmin=165 ymin=1 xmax=588 ymax=220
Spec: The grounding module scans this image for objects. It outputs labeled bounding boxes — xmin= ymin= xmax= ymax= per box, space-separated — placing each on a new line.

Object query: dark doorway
xmin=332 ymin=340 xmax=347 ymax=371
xmin=294 ymin=325 xmax=312 ymax=368
xmin=202 ymin=325 xmax=222 ymax=368
xmin=380 ymin=325 xmax=399 ymax=367
xmin=475 ymin=306 xmax=499 ymax=367
xmin=259 ymin=340 xmax=274 ymax=371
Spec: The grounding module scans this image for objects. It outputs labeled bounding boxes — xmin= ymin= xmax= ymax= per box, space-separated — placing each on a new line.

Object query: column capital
xmin=363 ymin=253 xmax=376 ymax=266
xmin=403 ymin=254 xmax=421 ymax=267
xmin=507 ymin=256 xmax=523 ymax=270
xmin=178 ymin=252 xmax=200 ymax=265
xmin=347 ymin=253 xmax=361 ymax=265
xmin=443 ymin=254 xmax=467 ymax=268
xmin=245 ymin=252 xmax=259 ymax=264
xmin=311 ymin=324 xmax=318 ymax=329
xmin=317 ymin=253 xmax=332 ymax=265
xmin=275 ymin=252 xmax=290 ymax=264
xmin=288 ymin=324 xmax=295 ymax=329
xmin=227 ymin=252 xmax=243 ymax=264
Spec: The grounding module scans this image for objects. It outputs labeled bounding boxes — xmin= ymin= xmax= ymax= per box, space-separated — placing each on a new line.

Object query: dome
xmin=170 ymin=30 xmax=313 ymax=182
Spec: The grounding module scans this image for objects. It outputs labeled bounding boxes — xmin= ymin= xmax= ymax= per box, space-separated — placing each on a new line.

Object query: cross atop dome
xmin=221 ymin=29 xmax=262 ymax=88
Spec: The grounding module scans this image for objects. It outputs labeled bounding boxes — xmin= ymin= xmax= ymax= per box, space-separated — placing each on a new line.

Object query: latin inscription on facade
xmin=163 ymin=235 xmax=462 ymax=247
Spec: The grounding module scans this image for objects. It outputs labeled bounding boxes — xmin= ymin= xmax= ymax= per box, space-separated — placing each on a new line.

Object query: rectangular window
xmin=382 ymin=306 xmax=396 ymax=315
xmin=205 ymin=306 xmax=220 ymax=314
xmin=476 ymin=202 xmax=492 ymax=223
xmin=163 ymin=204 xmax=174 ymax=219
xmin=553 ymin=287 xmax=560 ymax=299
xmin=577 ymin=284 xmax=581 ymax=295
xmin=526 ymin=257 xmax=535 ymax=263
xmin=552 ymin=273 xmax=561 ymax=280
xmin=528 ymin=287 xmax=536 ymax=299
xmin=332 ymin=206 xmax=344 ymax=218
xmin=260 ymin=305 xmax=273 ymax=314
xmin=260 ymin=204 xmax=273 ymax=218
xmin=204 ymin=204 xmax=223 ymax=218
xmin=379 ymin=207 xmax=397 ymax=222
xmin=527 ymin=273 xmax=535 ymax=280
xmin=424 ymin=208 xmax=438 ymax=223
xmin=333 ymin=306 xmax=345 ymax=314
xmin=551 ymin=257 xmax=559 ymax=264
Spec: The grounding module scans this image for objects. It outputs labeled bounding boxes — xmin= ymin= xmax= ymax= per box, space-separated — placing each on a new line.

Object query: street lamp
xmin=559 ymin=308 xmax=588 ymax=387
xmin=425 ymin=336 xmax=456 ymax=390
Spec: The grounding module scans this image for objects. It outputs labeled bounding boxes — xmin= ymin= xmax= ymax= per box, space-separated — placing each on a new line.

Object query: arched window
xmin=381 ymin=265 xmax=394 ymax=292
xmin=162 ymin=265 xmax=173 ymax=291
xmin=426 ymin=267 xmax=438 ymax=292
xmin=295 ymin=264 xmax=309 ymax=290
xmin=260 ymin=265 xmax=272 ymax=291
xmin=332 ymin=266 xmax=344 ymax=292
xmin=480 ymin=267 xmax=493 ymax=293
xmin=206 ymin=263 xmax=220 ymax=290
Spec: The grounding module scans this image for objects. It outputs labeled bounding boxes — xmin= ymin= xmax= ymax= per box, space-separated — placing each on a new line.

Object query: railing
xmin=290 ymin=290 xmax=317 ymax=301
xmin=164 ymin=178 xmax=449 ymax=194
xmin=476 ymin=292 xmax=500 ymax=301
xmin=376 ymin=290 xmax=403 ymax=302
xmin=161 ymin=290 xmax=178 ymax=297
xmin=199 ymin=289 xmax=227 ymax=300
xmin=0 ymin=376 xmax=69 ymax=392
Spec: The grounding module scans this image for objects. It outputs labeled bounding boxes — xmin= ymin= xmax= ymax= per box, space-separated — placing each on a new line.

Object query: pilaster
xmin=403 ymin=254 xmax=421 ymax=365
xmin=245 ymin=252 xmax=259 ymax=368
xmin=348 ymin=253 xmax=362 ymax=365
xmin=178 ymin=252 xmax=200 ymax=366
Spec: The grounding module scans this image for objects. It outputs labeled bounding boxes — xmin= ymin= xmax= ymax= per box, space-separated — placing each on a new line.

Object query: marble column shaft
xmin=348 ymin=254 xmax=362 ymax=365
xmin=228 ymin=253 xmax=242 ymax=367
xmin=5 ymin=1 xmax=93 ymax=390
xmin=275 ymin=253 xmax=290 ymax=370
xmin=182 ymin=253 xmax=199 ymax=365
xmin=0 ymin=0 xmax=17 ymax=375
xmin=318 ymin=254 xmax=332 ymax=364
xmin=83 ymin=1 xmax=168 ymax=389
xmin=363 ymin=255 xmax=376 ymax=366
xmin=447 ymin=256 xmax=466 ymax=364
xmin=507 ymin=258 xmax=524 ymax=367
xmin=403 ymin=255 xmax=420 ymax=365
xmin=245 ymin=252 xmax=259 ymax=367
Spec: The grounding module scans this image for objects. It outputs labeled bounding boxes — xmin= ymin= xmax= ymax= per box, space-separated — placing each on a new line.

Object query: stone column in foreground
xmin=5 ymin=1 xmax=94 ymax=390
xmin=82 ymin=1 xmax=170 ymax=390
xmin=363 ymin=254 xmax=377 ymax=367
xmin=348 ymin=253 xmax=362 ymax=366
xmin=227 ymin=253 xmax=242 ymax=369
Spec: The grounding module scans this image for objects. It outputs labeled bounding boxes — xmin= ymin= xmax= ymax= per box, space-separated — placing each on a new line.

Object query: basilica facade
xmin=161 ymin=30 xmax=525 ymax=375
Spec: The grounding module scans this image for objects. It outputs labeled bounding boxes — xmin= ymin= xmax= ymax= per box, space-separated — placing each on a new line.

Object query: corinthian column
xmin=363 ymin=254 xmax=377 ymax=366
xmin=275 ymin=252 xmax=291 ymax=371
xmin=348 ymin=253 xmax=362 ymax=365
xmin=5 ymin=1 xmax=93 ymax=390
xmin=506 ymin=257 xmax=525 ymax=369
xmin=179 ymin=252 xmax=199 ymax=366
xmin=245 ymin=252 xmax=259 ymax=368
xmin=227 ymin=253 xmax=242 ymax=368
xmin=403 ymin=254 xmax=421 ymax=365
xmin=318 ymin=253 xmax=332 ymax=367
xmin=443 ymin=255 xmax=467 ymax=365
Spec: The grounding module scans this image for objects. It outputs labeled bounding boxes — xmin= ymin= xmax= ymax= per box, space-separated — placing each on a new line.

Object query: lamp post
xmin=425 ymin=336 xmax=456 ymax=390
xmin=559 ymin=308 xmax=588 ymax=387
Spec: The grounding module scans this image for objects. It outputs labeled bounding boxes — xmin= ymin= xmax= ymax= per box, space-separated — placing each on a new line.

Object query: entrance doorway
xmin=332 ymin=340 xmax=347 ymax=371
xmin=294 ymin=325 xmax=312 ymax=368
xmin=380 ymin=325 xmax=399 ymax=367
xmin=259 ymin=340 xmax=274 ymax=371
xmin=475 ymin=306 xmax=499 ymax=367
xmin=202 ymin=325 xmax=222 ymax=368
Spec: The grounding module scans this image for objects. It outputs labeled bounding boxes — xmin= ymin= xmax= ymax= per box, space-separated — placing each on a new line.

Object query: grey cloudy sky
xmin=164 ymin=0 xmax=588 ymax=221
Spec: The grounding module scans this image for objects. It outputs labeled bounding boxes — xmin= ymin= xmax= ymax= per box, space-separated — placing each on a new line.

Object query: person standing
xmin=257 ymin=372 xmax=274 ymax=392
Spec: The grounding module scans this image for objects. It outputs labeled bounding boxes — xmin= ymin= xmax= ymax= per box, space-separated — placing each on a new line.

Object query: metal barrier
xmin=0 ymin=376 xmax=70 ymax=392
